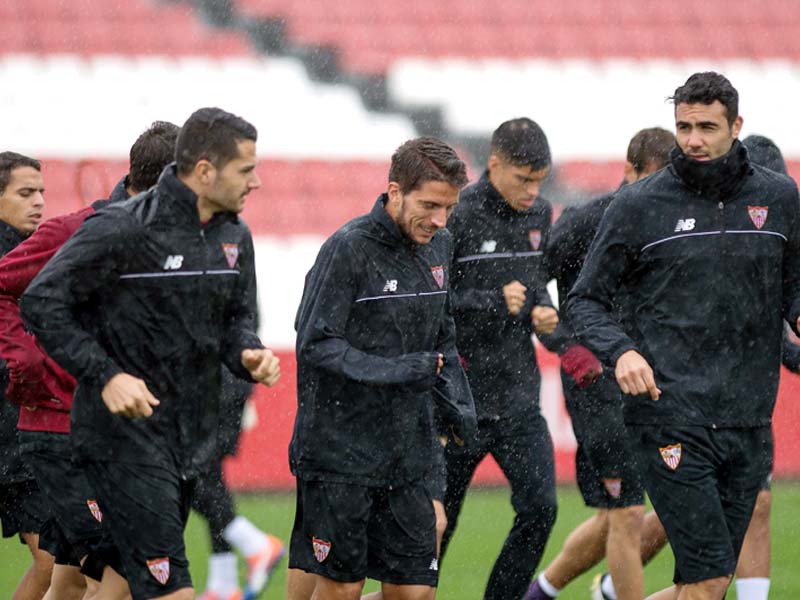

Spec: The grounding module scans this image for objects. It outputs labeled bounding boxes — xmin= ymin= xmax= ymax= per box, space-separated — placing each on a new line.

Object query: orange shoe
xmin=243 ymin=533 xmax=286 ymax=599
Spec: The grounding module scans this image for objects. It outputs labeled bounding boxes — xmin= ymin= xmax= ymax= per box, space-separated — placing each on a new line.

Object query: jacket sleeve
xmin=296 ymin=235 xmax=439 ymax=390
xmin=782 ymin=184 xmax=800 ymax=332
xmin=565 ymin=197 xmax=639 ymax=365
xmin=20 ymin=210 xmax=128 ymax=388
xmin=782 ymin=326 xmax=800 ymax=373
xmin=220 ymin=229 xmax=264 ymax=381
xmin=0 ymin=217 xmax=79 ymax=404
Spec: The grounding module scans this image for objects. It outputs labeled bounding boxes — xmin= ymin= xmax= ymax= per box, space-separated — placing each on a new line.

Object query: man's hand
xmin=101 ymin=373 xmax=160 ymax=418
xmin=436 ymin=353 xmax=444 ymax=376
xmin=532 ymin=305 xmax=559 ymax=335
xmin=615 ymin=350 xmax=661 ymax=401
xmin=503 ymin=280 xmax=527 ymax=315
xmin=242 ymin=348 xmax=281 ymax=387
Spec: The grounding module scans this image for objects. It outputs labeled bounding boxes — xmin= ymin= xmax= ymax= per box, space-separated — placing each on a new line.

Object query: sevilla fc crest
xmin=222 ymin=243 xmax=239 ymax=268
xmin=528 ymin=229 xmax=542 ymax=250
xmin=431 ymin=265 xmax=445 ymax=289
xmin=747 ymin=205 xmax=768 ymax=229
xmin=659 ymin=443 xmax=682 ymax=470
xmin=86 ymin=499 xmax=103 ymax=522
xmin=146 ymin=557 xmax=170 ymax=585
xmin=603 ymin=478 xmax=622 ymax=498
xmin=313 ymin=537 xmax=331 ymax=563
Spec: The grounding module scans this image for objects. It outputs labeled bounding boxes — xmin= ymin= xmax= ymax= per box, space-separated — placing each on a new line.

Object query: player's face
xmin=0 ymin=166 xmax=45 ymax=234
xmin=488 ymin=156 xmax=549 ymax=212
xmin=207 ymin=139 xmax=261 ymax=214
xmin=389 ymin=180 xmax=460 ymax=245
xmin=675 ymin=101 xmax=743 ymax=162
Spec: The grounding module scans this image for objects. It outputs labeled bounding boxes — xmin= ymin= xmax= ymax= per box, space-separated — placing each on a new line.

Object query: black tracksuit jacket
xmin=21 ymin=165 xmax=261 ymax=478
xmin=448 ymin=172 xmax=553 ymax=422
xmin=290 ymin=195 xmax=476 ymax=487
xmin=567 ymin=142 xmax=800 ymax=428
xmin=0 ymin=220 xmax=33 ymax=484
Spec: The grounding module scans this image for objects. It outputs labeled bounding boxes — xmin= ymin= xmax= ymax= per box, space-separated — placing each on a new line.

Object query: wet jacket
xmin=290 ymin=195 xmax=476 ymax=487
xmin=0 ymin=180 xmax=127 ymax=435
xmin=20 ymin=166 xmax=261 ymax=478
xmin=448 ymin=172 xmax=553 ymax=422
xmin=0 ymin=219 xmax=33 ymax=484
xmin=567 ymin=141 xmax=800 ymax=427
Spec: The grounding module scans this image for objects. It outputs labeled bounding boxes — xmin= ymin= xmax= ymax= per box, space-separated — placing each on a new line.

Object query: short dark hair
xmin=669 ymin=72 xmax=739 ymax=127
xmin=742 ymin=134 xmax=787 ymax=175
xmin=175 ymin=107 xmax=258 ymax=176
xmin=128 ymin=121 xmax=181 ymax=192
xmin=388 ymin=137 xmax=469 ymax=194
xmin=627 ymin=127 xmax=675 ymax=174
xmin=0 ymin=152 xmax=41 ymax=195
xmin=490 ymin=117 xmax=551 ymax=170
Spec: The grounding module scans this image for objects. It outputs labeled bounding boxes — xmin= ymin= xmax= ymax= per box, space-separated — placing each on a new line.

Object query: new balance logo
xmin=383 ymin=280 xmax=398 ymax=292
xmin=429 ymin=558 xmax=439 ymax=571
xmin=480 ymin=240 xmax=497 ymax=253
xmin=674 ymin=218 xmax=696 ymax=232
xmin=163 ymin=255 xmax=184 ymax=270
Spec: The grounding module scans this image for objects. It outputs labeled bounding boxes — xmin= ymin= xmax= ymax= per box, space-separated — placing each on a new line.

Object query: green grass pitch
xmin=2 ymin=482 xmax=799 ymax=598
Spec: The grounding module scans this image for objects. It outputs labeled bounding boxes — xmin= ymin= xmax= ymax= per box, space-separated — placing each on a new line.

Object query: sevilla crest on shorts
xmin=659 ymin=443 xmax=682 ymax=470
xmin=222 ymin=243 xmax=239 ymax=268
xmin=313 ymin=537 xmax=331 ymax=562
xmin=431 ymin=265 xmax=445 ymax=289
xmin=603 ymin=478 xmax=622 ymax=498
xmin=747 ymin=205 xmax=768 ymax=229
xmin=146 ymin=557 xmax=170 ymax=585
xmin=86 ymin=499 xmax=103 ymax=523
xmin=528 ymin=229 xmax=542 ymax=251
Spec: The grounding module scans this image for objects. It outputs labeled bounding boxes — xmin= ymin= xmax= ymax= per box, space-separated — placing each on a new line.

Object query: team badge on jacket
xmin=528 ymin=229 xmax=542 ymax=251
xmin=659 ymin=444 xmax=682 ymax=470
xmin=431 ymin=265 xmax=445 ymax=289
xmin=603 ymin=478 xmax=622 ymax=498
xmin=86 ymin=499 xmax=103 ymax=522
xmin=146 ymin=557 xmax=170 ymax=585
xmin=313 ymin=537 xmax=331 ymax=562
xmin=747 ymin=206 xmax=768 ymax=229
xmin=222 ymin=243 xmax=239 ymax=268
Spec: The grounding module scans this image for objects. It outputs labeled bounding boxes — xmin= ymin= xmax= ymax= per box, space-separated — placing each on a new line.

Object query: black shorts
xmin=289 ymin=477 xmax=438 ymax=587
xmin=19 ymin=431 xmax=103 ymax=566
xmin=0 ymin=478 xmax=49 ymax=541
xmin=84 ymin=461 xmax=195 ymax=600
xmin=564 ymin=369 xmax=644 ymax=509
xmin=629 ymin=424 xmax=771 ymax=585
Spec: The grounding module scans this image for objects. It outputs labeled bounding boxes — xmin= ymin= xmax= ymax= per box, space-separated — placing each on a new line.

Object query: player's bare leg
xmin=42 ymin=565 xmax=85 ymax=600
xmin=13 ymin=532 xmax=53 ymax=600
xmin=735 ymin=489 xmax=771 ymax=599
xmin=311 ymin=577 xmax=364 ymax=600
xmin=379 ymin=584 xmax=434 ymax=600
xmin=287 ymin=569 xmax=319 ymax=600
xmin=606 ymin=505 xmax=644 ymax=600
xmin=543 ymin=510 xmax=609 ymax=589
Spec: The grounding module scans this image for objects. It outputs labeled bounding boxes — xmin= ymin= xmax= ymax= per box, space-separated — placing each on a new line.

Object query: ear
xmin=194 ymin=159 xmax=215 ymax=184
xmin=731 ymin=115 xmax=743 ymax=139
xmin=623 ymin=161 xmax=637 ymax=184
xmin=487 ymin=154 xmax=499 ymax=172
xmin=387 ymin=181 xmax=402 ymax=203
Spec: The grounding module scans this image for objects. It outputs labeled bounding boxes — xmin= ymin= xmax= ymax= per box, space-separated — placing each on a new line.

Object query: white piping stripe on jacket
xmin=455 ymin=251 xmax=543 ymax=263
xmin=355 ymin=290 xmax=448 ymax=303
xmin=641 ymin=229 xmax=787 ymax=253
xmin=119 ymin=269 xmax=239 ymax=279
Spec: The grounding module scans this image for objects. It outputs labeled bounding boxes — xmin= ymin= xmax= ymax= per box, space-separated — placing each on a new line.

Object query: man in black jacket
xmin=0 ymin=151 xmax=52 ymax=600
xmin=526 ymin=127 xmax=675 ymax=600
xmin=440 ymin=118 xmax=559 ymax=600
xmin=567 ymin=72 xmax=800 ymax=600
xmin=287 ymin=137 xmax=476 ymax=600
xmin=21 ymin=107 xmax=280 ymax=600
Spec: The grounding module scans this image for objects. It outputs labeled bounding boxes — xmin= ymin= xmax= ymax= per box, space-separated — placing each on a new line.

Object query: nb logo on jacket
xmin=674 ymin=218 xmax=696 ymax=232
xmin=383 ymin=279 xmax=398 ymax=292
xmin=163 ymin=255 xmax=184 ymax=270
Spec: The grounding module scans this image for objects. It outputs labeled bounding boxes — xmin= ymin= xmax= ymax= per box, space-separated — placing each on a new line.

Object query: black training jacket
xmin=21 ymin=165 xmax=261 ymax=478
xmin=290 ymin=195 xmax=476 ymax=487
xmin=567 ymin=142 xmax=800 ymax=428
xmin=448 ymin=172 xmax=553 ymax=421
xmin=0 ymin=220 xmax=33 ymax=484
xmin=539 ymin=187 xmax=620 ymax=357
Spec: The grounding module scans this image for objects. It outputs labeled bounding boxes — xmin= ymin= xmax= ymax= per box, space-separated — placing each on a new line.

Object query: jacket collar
xmin=371 ymin=193 xmax=411 ymax=247
xmin=109 ymin=176 xmax=130 ymax=203
xmin=0 ymin=219 xmax=25 ymax=253
xmin=670 ymin=140 xmax=751 ymax=203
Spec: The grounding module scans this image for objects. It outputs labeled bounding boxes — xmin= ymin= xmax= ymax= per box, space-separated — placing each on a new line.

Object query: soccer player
xmin=0 ymin=151 xmax=53 ymax=600
xmin=567 ymin=72 xmax=800 ymax=600
xmin=0 ymin=122 xmax=180 ymax=599
xmin=287 ymin=137 xmax=476 ymax=600
xmin=439 ymin=117 xmax=559 ymax=600
xmin=20 ymin=107 xmax=281 ymax=600
xmin=525 ymin=127 xmax=675 ymax=600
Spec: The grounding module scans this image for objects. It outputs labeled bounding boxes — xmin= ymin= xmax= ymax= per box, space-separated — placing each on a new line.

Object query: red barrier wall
xmin=226 ymin=346 xmax=800 ymax=490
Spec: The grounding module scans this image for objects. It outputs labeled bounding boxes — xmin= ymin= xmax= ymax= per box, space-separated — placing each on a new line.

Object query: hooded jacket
xmin=290 ymin=195 xmax=476 ymax=487
xmin=20 ymin=166 xmax=261 ymax=477
xmin=567 ymin=141 xmax=800 ymax=427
